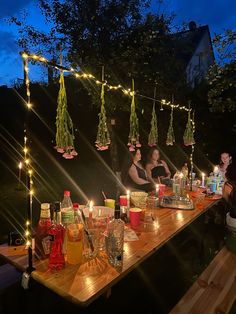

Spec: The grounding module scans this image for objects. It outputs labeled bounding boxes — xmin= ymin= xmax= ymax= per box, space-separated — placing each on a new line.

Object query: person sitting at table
xmin=217 ymin=152 xmax=232 ymax=181
xmin=145 ymin=147 xmax=171 ymax=185
xmin=121 ymin=148 xmax=155 ymax=192
xmin=223 ymin=163 xmax=236 ymax=219
xmin=223 ymin=163 xmax=236 ymax=251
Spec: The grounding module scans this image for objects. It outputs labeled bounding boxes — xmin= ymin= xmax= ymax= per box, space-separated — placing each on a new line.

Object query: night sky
xmin=0 ymin=0 xmax=235 ymax=86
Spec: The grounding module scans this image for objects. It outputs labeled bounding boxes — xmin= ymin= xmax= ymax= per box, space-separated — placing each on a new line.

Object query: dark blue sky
xmin=0 ymin=0 xmax=235 ymax=85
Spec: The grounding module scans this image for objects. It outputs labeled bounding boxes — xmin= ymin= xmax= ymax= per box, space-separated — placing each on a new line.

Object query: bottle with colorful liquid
xmin=61 ymin=190 xmax=74 ymax=226
xmin=48 ymin=202 xmax=65 ymax=270
xmin=35 ymin=203 xmax=52 ymax=260
xmin=66 ymin=203 xmax=84 ymax=265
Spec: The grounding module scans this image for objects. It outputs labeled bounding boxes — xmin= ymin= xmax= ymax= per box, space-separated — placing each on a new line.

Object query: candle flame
xmin=156 ymin=184 xmax=159 ymax=191
xmin=214 ymin=166 xmax=218 ymax=172
xmin=19 ymin=162 xmax=22 ymax=169
xmin=202 ymin=172 xmax=205 ymax=177
xmin=126 ymin=190 xmax=130 ymax=196
xmin=179 ymin=172 xmax=184 ymax=178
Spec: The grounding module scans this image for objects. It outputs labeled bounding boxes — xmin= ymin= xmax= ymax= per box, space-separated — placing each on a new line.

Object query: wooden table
xmin=0 ymin=193 xmax=221 ymax=307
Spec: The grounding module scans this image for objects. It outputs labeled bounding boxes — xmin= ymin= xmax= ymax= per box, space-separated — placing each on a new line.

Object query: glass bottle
xmin=173 ymin=172 xmax=181 ymax=196
xmin=48 ymin=201 xmax=65 ymax=270
xmin=66 ymin=203 xmax=84 ymax=265
xmin=106 ymin=204 xmax=125 ymax=269
xmin=61 ymin=190 xmax=74 ymax=226
xmin=35 ymin=203 xmax=52 ymax=260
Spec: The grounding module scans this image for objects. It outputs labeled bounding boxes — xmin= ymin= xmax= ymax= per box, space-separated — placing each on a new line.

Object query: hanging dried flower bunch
xmin=166 ymin=105 xmax=175 ymax=146
xmin=95 ymin=79 xmax=110 ymax=151
xmin=54 ymin=70 xmax=77 ymax=159
xmin=128 ymin=79 xmax=141 ymax=151
xmin=183 ymin=110 xmax=195 ymax=146
xmin=148 ymin=87 xmax=158 ymax=147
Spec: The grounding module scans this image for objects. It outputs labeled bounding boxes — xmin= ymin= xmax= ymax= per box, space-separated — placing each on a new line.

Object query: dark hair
xmin=121 ymin=148 xmax=140 ymax=184
xmin=147 ymin=147 xmax=160 ymax=164
xmin=225 ymin=163 xmax=236 ymax=183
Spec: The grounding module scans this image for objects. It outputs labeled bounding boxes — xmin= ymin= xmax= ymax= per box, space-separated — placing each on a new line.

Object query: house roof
xmin=172 ymin=25 xmax=213 ymax=65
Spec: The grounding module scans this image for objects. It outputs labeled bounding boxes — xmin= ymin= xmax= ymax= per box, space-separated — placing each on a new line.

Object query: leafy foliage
xmin=207 ymin=29 xmax=236 ymax=112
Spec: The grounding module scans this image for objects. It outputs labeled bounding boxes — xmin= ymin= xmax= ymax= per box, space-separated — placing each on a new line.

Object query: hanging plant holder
xmin=166 ymin=105 xmax=175 ymax=146
xmin=95 ymin=67 xmax=110 ymax=151
xmin=148 ymin=87 xmax=158 ymax=147
xmin=54 ymin=70 xmax=76 ymax=159
xmin=183 ymin=110 xmax=195 ymax=146
xmin=128 ymin=79 xmax=141 ymax=151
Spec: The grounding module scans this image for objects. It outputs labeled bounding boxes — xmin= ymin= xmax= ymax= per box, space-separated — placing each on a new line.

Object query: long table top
xmin=0 ymin=192 xmax=221 ymax=307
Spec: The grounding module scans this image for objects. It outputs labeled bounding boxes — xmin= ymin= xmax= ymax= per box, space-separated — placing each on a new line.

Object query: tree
xmin=207 ymin=29 xmax=236 ymax=112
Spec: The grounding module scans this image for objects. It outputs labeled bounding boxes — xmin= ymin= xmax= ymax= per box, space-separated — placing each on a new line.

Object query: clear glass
xmin=83 ymin=229 xmax=99 ymax=260
xmin=106 ymin=218 xmax=124 ymax=268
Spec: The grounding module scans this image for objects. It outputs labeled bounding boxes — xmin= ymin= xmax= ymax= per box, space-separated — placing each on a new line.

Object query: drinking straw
xmin=78 ymin=209 xmax=94 ymax=252
xmin=102 ymin=190 xmax=107 ymax=200
xmin=157 ymin=176 xmax=161 ymax=184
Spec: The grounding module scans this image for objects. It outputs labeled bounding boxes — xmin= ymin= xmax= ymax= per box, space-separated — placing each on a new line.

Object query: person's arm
xmin=161 ymin=160 xmax=171 ymax=178
xmin=145 ymin=163 xmax=153 ymax=180
xmin=223 ymin=182 xmax=232 ymax=202
xmin=128 ymin=164 xmax=150 ymax=185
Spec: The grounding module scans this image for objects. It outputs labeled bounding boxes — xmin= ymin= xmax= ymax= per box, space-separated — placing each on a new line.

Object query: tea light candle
xmin=155 ymin=184 xmax=159 ymax=197
xmin=89 ymin=200 xmax=93 ymax=226
xmin=201 ymin=172 xmax=205 ymax=187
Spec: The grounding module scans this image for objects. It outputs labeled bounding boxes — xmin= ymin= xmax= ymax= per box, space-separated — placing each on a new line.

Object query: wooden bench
xmin=170 ymin=247 xmax=236 ymax=314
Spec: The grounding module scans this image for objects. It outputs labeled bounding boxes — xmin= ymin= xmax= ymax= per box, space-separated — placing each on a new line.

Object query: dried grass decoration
xmin=95 ymin=72 xmax=110 ymax=151
xmin=148 ymin=86 xmax=158 ymax=147
xmin=166 ymin=105 xmax=175 ymax=146
xmin=55 ymin=70 xmax=77 ymax=159
xmin=183 ymin=110 xmax=195 ymax=146
xmin=128 ymin=79 xmax=141 ymax=151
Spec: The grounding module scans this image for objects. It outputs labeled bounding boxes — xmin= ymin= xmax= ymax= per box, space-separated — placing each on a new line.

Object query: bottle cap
xmin=73 ymin=203 xmax=79 ymax=209
xmin=54 ymin=201 xmax=61 ymax=212
xmin=64 ymin=190 xmax=70 ymax=197
xmin=41 ymin=203 xmax=50 ymax=210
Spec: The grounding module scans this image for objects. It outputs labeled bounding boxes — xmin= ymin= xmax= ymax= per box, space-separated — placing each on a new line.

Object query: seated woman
xmin=223 ymin=163 xmax=236 ymax=220
xmin=223 ymin=163 xmax=236 ymax=252
xmin=145 ymin=147 xmax=171 ymax=185
xmin=217 ymin=152 xmax=232 ymax=181
xmin=121 ymin=149 xmax=154 ymax=192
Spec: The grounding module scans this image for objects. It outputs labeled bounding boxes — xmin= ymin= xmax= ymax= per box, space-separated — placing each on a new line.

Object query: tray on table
xmin=160 ymin=195 xmax=194 ymax=210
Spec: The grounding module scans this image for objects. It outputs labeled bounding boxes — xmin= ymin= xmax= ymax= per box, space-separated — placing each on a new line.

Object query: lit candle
xmin=126 ymin=190 xmax=130 ymax=208
xmin=18 ymin=162 xmax=22 ymax=186
xmin=89 ymin=200 xmax=93 ymax=227
xmin=201 ymin=172 xmax=205 ymax=187
xmin=214 ymin=166 xmax=218 ymax=174
xmin=126 ymin=190 xmax=130 ymax=220
xmin=155 ymin=184 xmax=159 ymax=197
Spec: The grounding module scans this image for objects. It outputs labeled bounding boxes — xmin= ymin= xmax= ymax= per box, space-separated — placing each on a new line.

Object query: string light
xmin=21 ymin=51 xmax=192 ymax=111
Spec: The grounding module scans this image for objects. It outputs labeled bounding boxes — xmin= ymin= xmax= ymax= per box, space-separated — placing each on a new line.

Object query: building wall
xmin=186 ymin=31 xmax=214 ymax=88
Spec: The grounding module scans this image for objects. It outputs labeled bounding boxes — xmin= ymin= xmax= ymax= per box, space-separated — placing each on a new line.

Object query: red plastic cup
xmin=120 ymin=195 xmax=128 ymax=206
xmin=158 ymin=184 xmax=166 ymax=197
xmin=129 ymin=208 xmax=142 ymax=228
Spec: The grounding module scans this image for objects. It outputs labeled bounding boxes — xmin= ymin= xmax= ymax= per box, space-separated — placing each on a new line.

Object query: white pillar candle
xmin=89 ymin=200 xmax=93 ymax=226
xmin=201 ymin=172 xmax=205 ymax=187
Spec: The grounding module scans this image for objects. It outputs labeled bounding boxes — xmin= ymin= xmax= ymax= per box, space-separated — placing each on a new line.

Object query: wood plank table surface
xmin=0 ymin=191 xmax=221 ymax=307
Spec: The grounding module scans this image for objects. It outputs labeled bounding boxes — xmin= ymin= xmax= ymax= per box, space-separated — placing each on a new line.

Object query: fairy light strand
xmin=20 ymin=51 xmax=192 ymax=112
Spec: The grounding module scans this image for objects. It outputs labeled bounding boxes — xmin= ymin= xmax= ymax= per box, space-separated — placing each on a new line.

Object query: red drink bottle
xmin=35 ymin=203 xmax=52 ymax=260
xmin=48 ymin=201 xmax=65 ymax=270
